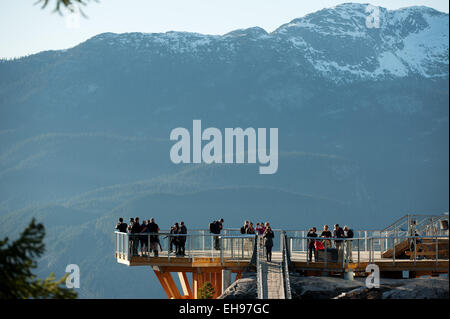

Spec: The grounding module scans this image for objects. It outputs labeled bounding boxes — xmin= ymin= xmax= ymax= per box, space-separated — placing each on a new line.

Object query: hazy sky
xmin=0 ymin=0 xmax=448 ymax=59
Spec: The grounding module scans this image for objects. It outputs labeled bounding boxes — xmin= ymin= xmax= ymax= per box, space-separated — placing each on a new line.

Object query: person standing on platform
xmin=148 ymin=218 xmax=160 ymax=257
xmin=169 ymin=223 xmax=179 ymax=254
xmin=178 ymin=221 xmax=187 ymax=256
xmin=130 ymin=217 xmax=141 ymax=256
xmin=263 ymin=223 xmax=274 ymax=262
xmin=210 ymin=219 xmax=224 ymax=250
xmin=344 ymin=225 xmax=354 ymax=263
xmin=333 ymin=224 xmax=345 ymax=263
xmin=240 ymin=220 xmax=249 ymax=234
xmin=320 ymin=225 xmax=332 ymax=249
xmin=115 ymin=217 xmax=128 ymax=233
xmin=307 ymin=227 xmax=318 ymax=262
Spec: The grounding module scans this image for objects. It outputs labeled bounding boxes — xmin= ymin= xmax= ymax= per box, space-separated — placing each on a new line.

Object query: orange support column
xmin=198 ymin=270 xmax=204 ymax=293
xmin=214 ymin=271 xmax=222 ymax=298
xmin=192 ymin=272 xmax=199 ymax=299
xmin=154 ymin=270 xmax=173 ymax=299
xmin=162 ymin=272 xmax=182 ymax=299
xmin=204 ymin=272 xmax=211 ymax=285
xmin=177 ymin=272 xmax=192 ymax=298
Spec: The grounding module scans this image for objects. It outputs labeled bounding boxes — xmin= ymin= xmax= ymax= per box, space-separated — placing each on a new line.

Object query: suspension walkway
xmin=256 ymin=232 xmax=291 ymax=299
xmin=114 ymin=214 xmax=449 ymax=299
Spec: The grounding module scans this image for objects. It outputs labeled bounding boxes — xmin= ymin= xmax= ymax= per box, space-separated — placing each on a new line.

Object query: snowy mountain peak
xmin=78 ymin=4 xmax=448 ymax=82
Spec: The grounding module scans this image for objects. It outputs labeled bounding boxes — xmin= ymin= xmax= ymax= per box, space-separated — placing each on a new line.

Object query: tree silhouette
xmin=0 ymin=218 xmax=77 ymax=299
xmin=36 ymin=0 xmax=96 ymax=15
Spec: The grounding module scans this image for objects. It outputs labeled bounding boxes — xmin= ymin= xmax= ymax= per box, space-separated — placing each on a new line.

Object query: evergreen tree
xmin=198 ymin=281 xmax=215 ymax=299
xmin=0 ymin=218 xmax=77 ymax=299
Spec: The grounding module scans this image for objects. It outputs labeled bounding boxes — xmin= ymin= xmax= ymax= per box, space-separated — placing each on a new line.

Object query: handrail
xmin=280 ymin=231 xmax=292 ymax=299
xmin=256 ymin=236 xmax=263 ymax=299
xmin=287 ymin=234 xmax=449 ymax=268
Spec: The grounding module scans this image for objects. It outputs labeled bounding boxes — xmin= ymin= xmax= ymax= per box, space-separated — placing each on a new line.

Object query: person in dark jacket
xmin=211 ymin=219 xmax=224 ymax=250
xmin=178 ymin=221 xmax=187 ymax=256
xmin=263 ymin=223 xmax=274 ymax=262
xmin=343 ymin=226 xmax=354 ymax=263
xmin=240 ymin=220 xmax=249 ymax=234
xmin=140 ymin=220 xmax=149 ymax=255
xmin=130 ymin=217 xmax=141 ymax=256
xmin=169 ymin=223 xmax=179 ymax=254
xmin=307 ymin=227 xmax=318 ymax=262
xmin=115 ymin=217 xmax=128 ymax=233
xmin=147 ymin=218 xmax=160 ymax=257
xmin=333 ymin=224 xmax=345 ymax=263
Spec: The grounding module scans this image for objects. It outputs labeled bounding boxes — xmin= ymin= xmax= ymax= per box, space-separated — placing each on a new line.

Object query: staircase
xmin=381 ymin=213 xmax=449 ymax=259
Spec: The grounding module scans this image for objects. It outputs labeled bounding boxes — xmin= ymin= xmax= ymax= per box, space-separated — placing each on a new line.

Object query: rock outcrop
xmin=219 ymin=273 xmax=449 ymax=299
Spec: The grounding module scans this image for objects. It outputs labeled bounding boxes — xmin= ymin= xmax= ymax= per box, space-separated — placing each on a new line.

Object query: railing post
xmin=147 ymin=234 xmax=150 ymax=261
xmin=220 ymin=236 xmax=223 ymax=264
xmin=202 ymin=231 xmax=205 ymax=252
xmin=357 ymin=238 xmax=360 ymax=267
xmin=413 ymin=236 xmax=417 ymax=266
xmin=301 ymin=231 xmax=305 ymax=252
xmin=114 ymin=232 xmax=117 ymax=258
xmin=392 ymin=237 xmax=395 ymax=266
xmin=306 ymin=236 xmax=309 ymax=266
xmin=189 ymin=234 xmax=192 ymax=260
xmin=435 ymin=235 xmax=438 ymax=266
xmin=385 ymin=232 xmax=388 ymax=253
xmin=324 ymin=242 xmax=327 ymax=269
xmin=371 ymin=238 xmax=374 ymax=262
xmin=127 ymin=233 xmax=130 ymax=261
xmin=168 ymin=235 xmax=170 ymax=262
xmin=231 ymin=237 xmax=234 ymax=259
xmin=364 ymin=231 xmax=367 ymax=251
xmin=122 ymin=233 xmax=125 ymax=258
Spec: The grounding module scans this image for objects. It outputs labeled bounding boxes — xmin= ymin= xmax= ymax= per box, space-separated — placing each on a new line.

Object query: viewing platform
xmin=114 ymin=214 xmax=449 ymax=299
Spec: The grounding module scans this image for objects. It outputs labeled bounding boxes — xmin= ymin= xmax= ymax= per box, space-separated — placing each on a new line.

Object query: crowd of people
xmin=115 ymin=217 xmax=164 ymax=257
xmin=115 ymin=218 xmax=354 ymax=263
xmin=240 ymin=220 xmax=274 ymax=262
xmin=306 ymin=224 xmax=354 ymax=263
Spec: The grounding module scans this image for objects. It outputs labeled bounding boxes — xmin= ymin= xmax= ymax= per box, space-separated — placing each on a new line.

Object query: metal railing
xmin=115 ymin=228 xmax=449 ymax=269
xmin=115 ymin=230 xmax=258 ymax=262
xmin=220 ymin=234 xmax=256 ymax=263
xmin=115 ymin=227 xmax=414 ymax=261
xmin=287 ymin=234 xmax=449 ymax=269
